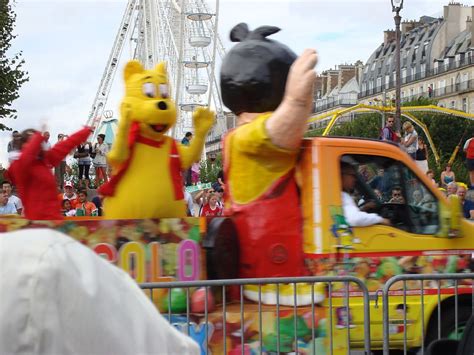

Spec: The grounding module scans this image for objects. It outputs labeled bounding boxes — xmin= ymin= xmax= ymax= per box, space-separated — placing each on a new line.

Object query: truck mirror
xmin=437 ymin=195 xmax=462 ymax=238
xmin=448 ymin=194 xmax=462 ymax=235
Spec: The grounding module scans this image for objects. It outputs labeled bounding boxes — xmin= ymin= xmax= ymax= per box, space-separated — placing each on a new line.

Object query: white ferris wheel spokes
xmin=88 ymin=0 xmax=228 ymax=153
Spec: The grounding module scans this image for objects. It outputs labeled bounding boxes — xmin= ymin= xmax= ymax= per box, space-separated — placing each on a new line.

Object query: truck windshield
xmin=342 ymin=154 xmax=440 ymax=235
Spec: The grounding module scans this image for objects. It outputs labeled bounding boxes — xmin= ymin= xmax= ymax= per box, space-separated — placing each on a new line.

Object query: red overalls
xmin=224 ymin=130 xmax=307 ymax=279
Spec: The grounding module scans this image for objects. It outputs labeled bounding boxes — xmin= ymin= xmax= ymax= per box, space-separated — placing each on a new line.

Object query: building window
xmin=439 ymin=80 xmax=446 ymax=95
xmin=371 ymin=61 xmax=376 ymax=71
xmin=385 ymin=74 xmax=390 ymax=86
xmin=420 ymin=63 xmax=426 ymax=75
xmin=376 ymin=77 xmax=382 ymax=88
xmin=462 ymin=98 xmax=468 ymax=112
xmin=462 ymin=73 xmax=469 ymax=90
xmin=419 ymin=85 xmax=424 ymax=94
xmin=451 ymin=100 xmax=456 ymax=109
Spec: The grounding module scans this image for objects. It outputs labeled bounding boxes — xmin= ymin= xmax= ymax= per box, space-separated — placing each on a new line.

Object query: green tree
xmin=199 ymin=154 xmax=222 ymax=184
xmin=306 ymin=99 xmax=474 ymax=183
xmin=0 ymin=0 xmax=28 ymax=130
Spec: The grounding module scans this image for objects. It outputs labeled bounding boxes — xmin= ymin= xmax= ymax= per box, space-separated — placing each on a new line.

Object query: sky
xmin=1 ymin=0 xmax=462 ymax=167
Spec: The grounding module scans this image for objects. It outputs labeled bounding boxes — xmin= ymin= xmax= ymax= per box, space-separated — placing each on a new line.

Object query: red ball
xmin=191 ymin=287 xmax=215 ymax=313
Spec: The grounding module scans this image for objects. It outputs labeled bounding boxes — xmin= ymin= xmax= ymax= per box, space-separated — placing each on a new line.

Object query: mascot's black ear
xmin=249 ymin=26 xmax=281 ymax=40
xmin=230 ymin=23 xmax=281 ymax=42
xmin=230 ymin=23 xmax=249 ymax=42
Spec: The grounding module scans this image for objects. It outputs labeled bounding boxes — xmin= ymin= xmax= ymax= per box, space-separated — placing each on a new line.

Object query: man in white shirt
xmin=40 ymin=130 xmax=52 ymax=150
xmin=2 ymin=180 xmax=22 ymax=215
xmin=0 ymin=229 xmax=200 ymax=354
xmin=341 ymin=162 xmax=390 ymax=227
xmin=0 ymin=191 xmax=17 ymax=215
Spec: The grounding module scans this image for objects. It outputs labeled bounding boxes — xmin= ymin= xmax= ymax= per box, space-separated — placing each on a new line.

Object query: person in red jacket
xmin=464 ymin=136 xmax=474 ymax=188
xmin=8 ymin=126 xmax=93 ymax=220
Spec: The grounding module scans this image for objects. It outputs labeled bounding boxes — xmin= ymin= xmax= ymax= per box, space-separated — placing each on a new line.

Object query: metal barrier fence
xmin=140 ymin=273 xmax=474 ymax=354
xmin=382 ymin=273 xmax=474 ymax=355
xmin=141 ymin=276 xmax=372 ymax=355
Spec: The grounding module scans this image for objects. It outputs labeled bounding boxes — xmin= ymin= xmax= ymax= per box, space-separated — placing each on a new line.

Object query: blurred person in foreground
xmin=0 ymin=228 xmax=199 ymax=354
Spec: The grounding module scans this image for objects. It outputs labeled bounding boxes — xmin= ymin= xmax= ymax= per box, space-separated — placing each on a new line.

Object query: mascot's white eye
xmin=143 ymin=82 xmax=156 ymax=98
xmin=159 ymin=84 xmax=169 ymax=99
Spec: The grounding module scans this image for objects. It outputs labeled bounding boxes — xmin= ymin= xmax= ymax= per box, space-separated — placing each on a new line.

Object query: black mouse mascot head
xmin=220 ymin=23 xmax=297 ymax=115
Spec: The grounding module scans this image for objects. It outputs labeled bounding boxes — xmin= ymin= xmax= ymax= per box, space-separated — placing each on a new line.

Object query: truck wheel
xmin=203 ymin=217 xmax=239 ymax=280
xmin=425 ymin=304 xmax=472 ymax=347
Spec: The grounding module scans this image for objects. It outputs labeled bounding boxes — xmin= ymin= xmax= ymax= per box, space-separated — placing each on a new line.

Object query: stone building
xmin=359 ymin=2 xmax=474 ymax=112
xmin=313 ymin=62 xmax=364 ymax=115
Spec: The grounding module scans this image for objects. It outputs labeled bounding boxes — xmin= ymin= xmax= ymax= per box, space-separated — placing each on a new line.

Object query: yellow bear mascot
xmin=99 ymin=60 xmax=215 ymax=218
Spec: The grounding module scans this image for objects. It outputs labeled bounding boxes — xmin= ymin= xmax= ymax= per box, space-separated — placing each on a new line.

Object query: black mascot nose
xmin=157 ymin=101 xmax=167 ymax=110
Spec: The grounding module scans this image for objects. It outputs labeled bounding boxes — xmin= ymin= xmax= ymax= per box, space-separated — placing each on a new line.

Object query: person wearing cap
xmin=0 ymin=229 xmax=200 ymax=354
xmin=220 ymin=23 xmax=317 ymax=280
xmin=92 ymin=133 xmax=109 ymax=187
xmin=57 ymin=181 xmax=78 ymax=208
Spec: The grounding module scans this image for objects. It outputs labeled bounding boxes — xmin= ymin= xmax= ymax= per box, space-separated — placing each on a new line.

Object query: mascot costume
xmin=220 ymin=23 xmax=321 ymax=305
xmin=100 ymin=61 xmax=214 ymax=218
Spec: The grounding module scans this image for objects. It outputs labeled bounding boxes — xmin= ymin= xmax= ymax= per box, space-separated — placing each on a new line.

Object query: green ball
xmin=161 ymin=288 xmax=187 ymax=313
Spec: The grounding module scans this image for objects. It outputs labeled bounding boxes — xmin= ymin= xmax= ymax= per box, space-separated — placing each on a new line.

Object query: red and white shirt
xmin=199 ymin=203 xmax=222 ymax=217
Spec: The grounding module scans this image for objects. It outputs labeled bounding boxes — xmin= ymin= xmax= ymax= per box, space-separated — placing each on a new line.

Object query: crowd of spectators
xmin=0 ymin=128 xmax=226 ymax=218
xmin=1 ymin=125 xmax=471 ymax=220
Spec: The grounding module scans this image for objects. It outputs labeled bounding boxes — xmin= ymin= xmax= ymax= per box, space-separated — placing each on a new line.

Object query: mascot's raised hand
xmin=179 ymin=107 xmax=215 ymax=168
xmin=194 ymin=106 xmax=215 ymax=134
xmin=100 ymin=60 xmax=212 ymax=218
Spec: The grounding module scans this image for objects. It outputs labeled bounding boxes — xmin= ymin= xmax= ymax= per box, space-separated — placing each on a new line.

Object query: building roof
xmin=444 ymin=29 xmax=471 ymax=57
xmin=360 ymin=3 xmax=474 ymax=98
xmin=339 ymin=76 xmax=359 ymax=94
xmin=361 ymin=17 xmax=443 ymax=85
xmin=328 ymin=86 xmax=339 ymax=97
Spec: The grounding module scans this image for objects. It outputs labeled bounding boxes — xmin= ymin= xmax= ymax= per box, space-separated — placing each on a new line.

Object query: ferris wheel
xmin=87 ymin=0 xmax=228 ymax=150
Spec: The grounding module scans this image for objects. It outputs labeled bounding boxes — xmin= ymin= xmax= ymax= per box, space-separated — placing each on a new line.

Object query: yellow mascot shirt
xmin=228 ymin=113 xmax=299 ymax=204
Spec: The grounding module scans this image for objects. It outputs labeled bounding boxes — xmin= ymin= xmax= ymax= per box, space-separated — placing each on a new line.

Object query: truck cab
xmin=299 ymin=137 xmax=472 ymax=255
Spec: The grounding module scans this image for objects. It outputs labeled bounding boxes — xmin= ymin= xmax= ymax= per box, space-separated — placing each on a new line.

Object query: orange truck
xmin=2 ymin=136 xmax=472 ymax=353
